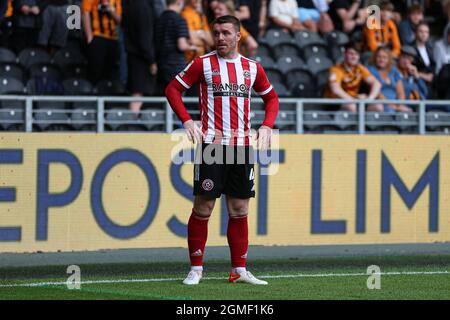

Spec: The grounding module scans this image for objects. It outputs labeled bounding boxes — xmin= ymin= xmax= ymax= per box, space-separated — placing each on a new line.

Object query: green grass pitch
xmin=0 ymin=255 xmax=449 ymax=300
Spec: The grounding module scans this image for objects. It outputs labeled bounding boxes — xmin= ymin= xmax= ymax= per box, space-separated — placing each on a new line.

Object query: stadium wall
xmin=0 ymin=133 xmax=448 ymax=253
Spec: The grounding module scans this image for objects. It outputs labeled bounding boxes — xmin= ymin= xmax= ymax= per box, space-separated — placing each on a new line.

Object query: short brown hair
xmin=408 ymin=3 xmax=423 ymax=15
xmin=212 ymin=15 xmax=241 ymax=32
xmin=380 ymin=0 xmax=394 ymax=11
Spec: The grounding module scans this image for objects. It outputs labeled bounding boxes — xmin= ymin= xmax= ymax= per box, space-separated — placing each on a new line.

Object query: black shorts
xmin=193 ymin=143 xmax=255 ymax=199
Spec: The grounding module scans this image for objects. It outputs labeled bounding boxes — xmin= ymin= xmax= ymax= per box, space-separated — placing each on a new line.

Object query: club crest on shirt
xmin=243 ymin=70 xmax=251 ymax=79
xmin=202 ymin=179 xmax=214 ymax=191
xmin=212 ymin=70 xmax=220 ymax=76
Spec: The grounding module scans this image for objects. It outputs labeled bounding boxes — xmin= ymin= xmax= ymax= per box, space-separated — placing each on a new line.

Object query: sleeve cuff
xmin=256 ymin=85 xmax=273 ymax=96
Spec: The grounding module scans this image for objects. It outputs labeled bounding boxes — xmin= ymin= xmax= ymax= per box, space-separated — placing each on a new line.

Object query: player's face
xmin=213 ymin=23 xmax=241 ymax=58
xmin=344 ymin=49 xmax=360 ymax=67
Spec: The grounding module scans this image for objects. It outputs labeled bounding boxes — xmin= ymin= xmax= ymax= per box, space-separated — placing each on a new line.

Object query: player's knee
xmin=228 ymin=204 xmax=248 ymax=217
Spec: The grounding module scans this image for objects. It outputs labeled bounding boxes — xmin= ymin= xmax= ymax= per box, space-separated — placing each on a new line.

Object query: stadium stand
xmin=0 ymin=0 xmax=449 ymax=134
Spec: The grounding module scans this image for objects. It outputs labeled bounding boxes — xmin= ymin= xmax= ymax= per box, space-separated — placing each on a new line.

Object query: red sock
xmin=227 ymin=215 xmax=249 ymax=269
xmin=187 ymin=209 xmax=209 ymax=267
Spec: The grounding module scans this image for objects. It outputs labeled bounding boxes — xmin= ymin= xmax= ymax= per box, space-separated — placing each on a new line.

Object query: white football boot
xmin=228 ymin=270 xmax=268 ymax=285
xmin=182 ymin=270 xmax=203 ymax=285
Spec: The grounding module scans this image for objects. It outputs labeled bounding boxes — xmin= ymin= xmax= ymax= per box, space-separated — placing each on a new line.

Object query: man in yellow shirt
xmin=81 ymin=0 xmax=122 ymax=83
xmin=363 ymin=0 xmax=401 ymax=58
xmin=325 ymin=42 xmax=383 ymax=112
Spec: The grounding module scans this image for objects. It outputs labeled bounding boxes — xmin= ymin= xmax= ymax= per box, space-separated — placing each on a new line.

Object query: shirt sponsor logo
xmin=211 ymin=83 xmax=250 ymax=98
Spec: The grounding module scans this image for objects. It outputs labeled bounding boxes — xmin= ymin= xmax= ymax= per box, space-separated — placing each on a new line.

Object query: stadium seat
xmin=249 ymin=110 xmax=265 ymax=126
xmin=18 ymin=48 xmax=51 ymax=69
xmin=271 ymin=81 xmax=290 ymax=97
xmin=29 ymin=63 xmax=62 ymax=80
xmin=275 ymin=110 xmax=296 ymax=130
xmin=265 ymin=68 xmax=284 ymax=84
xmin=290 ymin=81 xmax=317 ymax=98
xmin=62 ymin=64 xmax=88 ymax=79
xmin=365 ymin=112 xmax=400 ymax=133
xmin=315 ymin=70 xmax=329 ymax=96
xmin=361 ymin=51 xmax=373 ymax=66
xmin=426 ymin=112 xmax=450 ymax=133
xmin=250 ymin=54 xmax=275 ymax=69
xmin=140 ymin=108 xmax=166 ymax=131
xmin=34 ymin=109 xmax=72 ymax=131
xmin=63 ymin=78 xmax=93 ymax=95
xmin=324 ymin=31 xmax=349 ymax=47
xmin=276 ymin=55 xmax=305 ymax=74
xmin=395 ymin=112 xmax=419 ymax=133
xmin=301 ymin=44 xmax=329 ymax=60
xmin=71 ymin=108 xmax=97 ymax=131
xmin=52 ymin=48 xmax=87 ymax=69
xmin=105 ymin=108 xmax=144 ymax=131
xmin=0 ymin=63 xmax=24 ymax=82
xmin=94 ymin=79 xmax=126 ymax=96
xmin=256 ymin=43 xmax=272 ymax=59
xmin=0 ymin=47 xmax=16 ymax=63
xmin=306 ymin=56 xmax=333 ymax=76
xmin=0 ymin=108 xmax=24 ymax=130
xmin=262 ymin=29 xmax=293 ymax=48
xmin=0 ymin=77 xmax=24 ymax=94
xmin=285 ymin=69 xmax=313 ymax=89
xmin=272 ymin=43 xmax=300 ymax=60
xmin=26 ymin=78 xmax=66 ymax=109
xmin=334 ymin=110 xmax=358 ymax=130
xmin=303 ymin=110 xmax=338 ymax=133
xmin=294 ymin=31 xmax=326 ymax=50
xmin=329 ymin=45 xmax=345 ymax=63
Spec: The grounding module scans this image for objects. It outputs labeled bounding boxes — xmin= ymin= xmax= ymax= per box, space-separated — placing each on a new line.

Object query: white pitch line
xmin=0 ymin=270 xmax=449 ymax=288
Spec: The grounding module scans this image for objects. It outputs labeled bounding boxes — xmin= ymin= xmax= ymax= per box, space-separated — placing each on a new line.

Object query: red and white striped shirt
xmin=175 ymin=51 xmax=274 ymax=146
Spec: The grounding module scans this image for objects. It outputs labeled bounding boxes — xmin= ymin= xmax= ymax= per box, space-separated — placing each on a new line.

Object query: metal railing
xmin=1 ymin=95 xmax=450 ymax=134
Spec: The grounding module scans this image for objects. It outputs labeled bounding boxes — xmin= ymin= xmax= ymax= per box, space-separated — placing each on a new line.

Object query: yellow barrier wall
xmin=0 ymin=133 xmax=449 ymax=253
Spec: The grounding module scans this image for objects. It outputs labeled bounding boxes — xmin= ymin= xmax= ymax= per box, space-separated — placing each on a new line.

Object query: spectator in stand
xmin=296 ymin=0 xmax=333 ymax=33
xmin=122 ymin=0 xmax=157 ymax=113
xmin=234 ymin=0 xmax=250 ymax=21
xmin=412 ymin=22 xmax=435 ymax=86
xmin=367 ymin=46 xmax=412 ymax=112
xmin=328 ymin=0 xmax=367 ymax=34
xmin=37 ymin=0 xmax=70 ymax=54
xmin=363 ymin=0 xmax=401 ymax=58
xmin=82 ymin=0 xmax=122 ymax=84
xmin=153 ymin=0 xmax=167 ymax=17
xmin=155 ymin=0 xmax=198 ymax=91
xmin=268 ymin=0 xmax=306 ymax=32
xmin=0 ymin=0 xmax=13 ymax=47
xmin=12 ymin=0 xmax=44 ymax=53
xmin=397 ymin=45 xmax=428 ymax=101
xmin=181 ymin=0 xmax=214 ymax=63
xmin=434 ymin=22 xmax=450 ymax=74
xmin=398 ymin=3 xmax=423 ymax=46
xmin=238 ymin=0 xmax=268 ymax=39
xmin=213 ymin=0 xmax=258 ymax=56
xmin=325 ymin=42 xmax=382 ymax=112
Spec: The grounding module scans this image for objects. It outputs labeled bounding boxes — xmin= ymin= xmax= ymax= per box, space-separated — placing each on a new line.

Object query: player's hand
xmin=183 ymin=120 xmax=203 ymax=144
xmin=256 ymin=125 xmax=272 ymax=151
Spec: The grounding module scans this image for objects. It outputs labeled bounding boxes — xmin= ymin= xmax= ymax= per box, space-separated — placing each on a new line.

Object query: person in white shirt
xmin=269 ymin=0 xmax=305 ymax=32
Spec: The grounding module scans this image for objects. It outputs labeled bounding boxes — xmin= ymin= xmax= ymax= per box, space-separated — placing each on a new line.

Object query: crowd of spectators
xmin=0 ymin=0 xmax=450 ymax=113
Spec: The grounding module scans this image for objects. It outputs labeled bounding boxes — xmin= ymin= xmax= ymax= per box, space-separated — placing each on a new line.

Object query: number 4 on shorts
xmin=249 ymin=168 xmax=254 ymax=181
